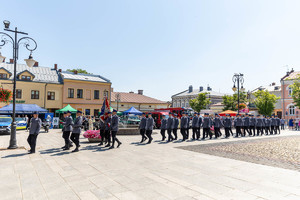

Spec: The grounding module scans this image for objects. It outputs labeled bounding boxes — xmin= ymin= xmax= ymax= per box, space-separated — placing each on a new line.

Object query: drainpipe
xmin=282 ymin=80 xmax=285 ymax=120
xmin=44 ymin=83 xmax=48 ymax=110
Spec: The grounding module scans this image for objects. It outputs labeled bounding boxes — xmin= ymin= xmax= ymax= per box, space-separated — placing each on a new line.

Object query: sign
xmin=45 ymin=113 xmax=54 ymax=129
xmin=9 ymin=100 xmax=25 ymax=103
xmin=53 ymin=117 xmax=59 ymax=126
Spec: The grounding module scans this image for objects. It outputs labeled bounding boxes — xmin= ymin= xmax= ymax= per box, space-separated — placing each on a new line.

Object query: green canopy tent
xmin=55 ymin=104 xmax=77 ymax=114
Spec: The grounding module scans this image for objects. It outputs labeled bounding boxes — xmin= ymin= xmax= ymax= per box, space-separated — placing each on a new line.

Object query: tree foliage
xmin=253 ymin=90 xmax=279 ymax=116
xmin=222 ymin=92 xmax=247 ymax=111
xmin=290 ymin=80 xmax=300 ymax=108
xmin=67 ymin=68 xmax=92 ymax=74
xmin=189 ymin=92 xmax=211 ymax=112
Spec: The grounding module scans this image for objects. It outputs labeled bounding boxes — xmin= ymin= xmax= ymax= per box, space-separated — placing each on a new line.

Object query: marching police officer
xmin=180 ymin=112 xmax=188 ymax=141
xmin=173 ymin=114 xmax=179 ymax=140
xmin=62 ymin=111 xmax=74 ymax=150
xmin=243 ymin=113 xmax=250 ymax=136
xmin=27 ymin=111 xmax=42 ymax=154
xmin=224 ymin=114 xmax=232 ymax=138
xmin=145 ymin=113 xmax=154 ymax=144
xmin=192 ymin=112 xmax=199 ymax=140
xmin=98 ymin=118 xmax=105 ymax=146
xmin=275 ymin=115 xmax=281 ymax=134
xmin=249 ymin=114 xmax=256 ymax=136
xmin=270 ymin=115 xmax=276 ymax=134
xmin=167 ymin=112 xmax=174 ymax=142
xmin=255 ymin=115 xmax=264 ymax=136
xmin=139 ymin=113 xmax=147 ymax=143
xmin=265 ymin=116 xmax=271 ymax=135
xmin=160 ymin=114 xmax=167 ymax=141
xmin=202 ymin=113 xmax=212 ymax=140
xmin=197 ymin=113 xmax=202 ymax=139
xmin=234 ymin=114 xmax=243 ymax=137
xmin=70 ymin=110 xmax=83 ymax=152
xmin=109 ymin=109 xmax=122 ymax=149
xmin=213 ymin=113 xmax=223 ymax=138
xmin=104 ymin=112 xmax=112 ymax=147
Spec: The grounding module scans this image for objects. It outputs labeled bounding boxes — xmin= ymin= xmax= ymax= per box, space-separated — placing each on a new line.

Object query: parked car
xmin=0 ymin=115 xmax=12 ymax=134
xmin=16 ymin=117 xmax=27 ymax=130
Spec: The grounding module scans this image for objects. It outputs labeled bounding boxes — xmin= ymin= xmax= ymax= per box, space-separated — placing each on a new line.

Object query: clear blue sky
xmin=1 ymin=0 xmax=299 ymax=101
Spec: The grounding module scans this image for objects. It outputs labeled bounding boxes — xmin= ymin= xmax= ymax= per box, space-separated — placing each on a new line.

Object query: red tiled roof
xmin=111 ymin=92 xmax=166 ymax=104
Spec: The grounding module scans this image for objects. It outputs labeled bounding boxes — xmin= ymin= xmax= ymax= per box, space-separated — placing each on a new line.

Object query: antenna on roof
xmin=283 ymin=65 xmax=289 ymax=73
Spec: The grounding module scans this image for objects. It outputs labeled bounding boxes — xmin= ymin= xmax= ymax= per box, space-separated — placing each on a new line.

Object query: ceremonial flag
xmin=100 ymin=97 xmax=110 ymax=122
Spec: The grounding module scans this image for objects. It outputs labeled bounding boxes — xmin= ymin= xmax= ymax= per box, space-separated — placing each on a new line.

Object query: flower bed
xmin=83 ymin=130 xmax=101 ymax=139
xmin=0 ymin=88 xmax=12 ymax=103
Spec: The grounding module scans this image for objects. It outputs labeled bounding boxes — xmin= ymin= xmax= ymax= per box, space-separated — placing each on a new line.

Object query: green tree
xmin=67 ymin=68 xmax=92 ymax=74
xmin=189 ymin=92 xmax=211 ymax=112
xmin=253 ymin=90 xmax=279 ymax=116
xmin=290 ymin=80 xmax=300 ymax=108
xmin=222 ymin=91 xmax=248 ymax=111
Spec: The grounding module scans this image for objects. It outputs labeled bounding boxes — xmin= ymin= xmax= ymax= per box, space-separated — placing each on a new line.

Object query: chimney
xmin=291 ymin=68 xmax=294 ymax=73
xmin=54 ymin=64 xmax=58 ymax=70
xmin=129 ymin=91 xmax=134 ymax=94
xmin=199 ymin=86 xmax=203 ymax=92
xmin=9 ymin=59 xmax=14 ymax=64
xmin=74 ymin=70 xmax=78 ymax=74
xmin=138 ymin=90 xmax=143 ymax=95
xmin=188 ymin=85 xmax=193 ymax=93
xmin=272 ymin=82 xmax=275 ymax=86
xmin=58 ymin=69 xmax=62 ymax=72
xmin=207 ymin=86 xmax=212 ymax=91
xmin=34 ymin=62 xmax=39 ymax=67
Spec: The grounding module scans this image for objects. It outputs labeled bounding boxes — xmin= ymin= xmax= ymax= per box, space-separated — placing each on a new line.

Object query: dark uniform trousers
xmin=146 ymin=130 xmax=153 ymax=141
xmin=111 ymin=131 xmax=120 ymax=147
xmin=249 ymin=126 xmax=255 ymax=136
xmin=214 ymin=127 xmax=221 ymax=138
xmin=225 ymin=128 xmax=230 ymax=138
xmin=276 ymin=126 xmax=280 ymax=134
xmin=197 ymin=128 xmax=201 ymax=138
xmin=243 ymin=126 xmax=250 ymax=136
xmin=27 ymin=134 xmax=38 ymax=153
xmin=265 ymin=127 xmax=270 ymax=135
xmin=104 ymin=130 xmax=111 ymax=144
xmin=192 ymin=128 xmax=198 ymax=139
xmin=256 ymin=127 xmax=262 ymax=136
xmin=235 ymin=126 xmax=242 ymax=137
xmin=180 ymin=128 xmax=187 ymax=140
xmin=271 ymin=126 xmax=276 ymax=135
xmin=70 ymin=133 xmax=80 ymax=148
xmin=229 ymin=127 xmax=234 ymax=136
xmin=202 ymin=128 xmax=212 ymax=139
xmin=140 ymin=129 xmax=147 ymax=140
xmin=100 ymin=129 xmax=105 ymax=142
xmin=160 ymin=129 xmax=166 ymax=140
xmin=167 ymin=129 xmax=174 ymax=141
xmin=186 ymin=128 xmax=190 ymax=139
xmin=172 ymin=128 xmax=178 ymax=140
xmin=63 ymin=131 xmax=71 ymax=146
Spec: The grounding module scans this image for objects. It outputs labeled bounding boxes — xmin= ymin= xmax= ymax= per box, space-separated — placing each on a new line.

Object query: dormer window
xmin=21 ymin=75 xmax=31 ymax=81
xmin=0 ymin=73 xmax=7 ymax=79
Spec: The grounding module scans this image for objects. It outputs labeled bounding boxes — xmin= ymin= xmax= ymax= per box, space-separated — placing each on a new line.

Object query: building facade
xmin=60 ymin=71 xmax=111 ymax=116
xmin=171 ymin=85 xmax=228 ymax=110
xmin=0 ymin=62 xmax=63 ymax=112
xmin=111 ymin=90 xmax=168 ymax=112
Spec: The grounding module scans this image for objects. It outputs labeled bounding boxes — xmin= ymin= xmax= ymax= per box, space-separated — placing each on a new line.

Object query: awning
xmin=0 ymin=104 xmax=48 ymax=114
xmin=55 ymin=104 xmax=77 ymax=113
xmin=219 ymin=110 xmax=237 ymax=116
xmin=123 ymin=107 xmax=142 ymax=115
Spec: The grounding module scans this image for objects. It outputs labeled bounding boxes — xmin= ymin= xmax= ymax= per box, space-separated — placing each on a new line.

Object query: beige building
xmin=0 ymin=62 xmax=63 ymax=112
xmin=60 ymin=70 xmax=111 ymax=116
xmin=111 ymin=90 xmax=168 ymax=112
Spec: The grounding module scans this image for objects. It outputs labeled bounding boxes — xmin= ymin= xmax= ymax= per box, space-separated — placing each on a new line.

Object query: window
xmin=288 ymin=87 xmax=293 ymax=96
xmin=77 ymin=89 xmax=83 ymax=98
xmin=94 ymin=109 xmax=99 ymax=116
xmin=289 ymin=105 xmax=295 ymax=115
xmin=68 ymin=88 xmax=74 ymax=98
xmin=21 ymin=75 xmax=31 ymax=81
xmin=0 ymin=73 xmax=7 ymax=79
xmin=85 ymin=109 xmax=90 ymax=115
xmin=16 ymin=89 xmax=22 ymax=99
xmin=47 ymin=92 xmax=55 ymax=100
xmin=31 ymin=90 xmax=39 ymax=99
xmin=94 ymin=90 xmax=100 ymax=99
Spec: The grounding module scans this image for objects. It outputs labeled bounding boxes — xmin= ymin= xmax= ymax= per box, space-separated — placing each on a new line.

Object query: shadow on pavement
xmin=39 ymin=148 xmax=61 ymax=154
xmin=2 ymin=153 xmax=28 ymax=158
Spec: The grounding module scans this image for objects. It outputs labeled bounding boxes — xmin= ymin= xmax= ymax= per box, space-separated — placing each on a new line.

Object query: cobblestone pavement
xmin=178 ymin=135 xmax=300 ymax=172
xmin=0 ymin=129 xmax=300 ymax=200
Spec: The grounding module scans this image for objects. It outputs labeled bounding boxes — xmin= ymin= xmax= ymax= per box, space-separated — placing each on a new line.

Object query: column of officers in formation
xmin=137 ymin=112 xmax=282 ymax=143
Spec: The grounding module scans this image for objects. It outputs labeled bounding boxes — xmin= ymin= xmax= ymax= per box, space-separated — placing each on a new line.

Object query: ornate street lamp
xmin=0 ymin=20 xmax=37 ymax=149
xmin=232 ymin=73 xmax=244 ymax=114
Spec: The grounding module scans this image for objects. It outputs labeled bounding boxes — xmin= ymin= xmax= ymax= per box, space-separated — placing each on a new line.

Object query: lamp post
xmin=116 ymin=93 xmax=121 ymax=111
xmin=232 ymin=73 xmax=244 ymax=114
xmin=0 ymin=20 xmax=37 ymax=149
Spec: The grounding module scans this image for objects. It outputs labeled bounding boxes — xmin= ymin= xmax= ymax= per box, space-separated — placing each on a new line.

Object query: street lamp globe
xmin=241 ymin=86 xmax=245 ymax=92
xmin=3 ymin=20 xmax=10 ymax=29
xmin=232 ymin=85 xmax=237 ymax=92
xmin=24 ymin=54 xmax=37 ymax=68
xmin=0 ymin=52 xmax=5 ymax=63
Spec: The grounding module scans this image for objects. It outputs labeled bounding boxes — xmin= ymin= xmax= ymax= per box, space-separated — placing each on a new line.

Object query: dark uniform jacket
xmin=72 ymin=116 xmax=83 ymax=134
xmin=161 ymin=118 xmax=167 ymax=130
xmin=192 ymin=116 xmax=199 ymax=128
xmin=202 ymin=117 xmax=212 ymax=128
xmin=249 ymin=118 xmax=256 ymax=126
xmin=105 ymin=116 xmax=112 ymax=131
xmin=265 ymin=119 xmax=271 ymax=127
xmin=213 ymin=118 xmax=223 ymax=128
xmin=234 ymin=117 xmax=243 ymax=127
xmin=270 ymin=118 xmax=277 ymax=126
xmin=174 ymin=118 xmax=179 ymax=129
xmin=198 ymin=117 xmax=203 ymax=127
xmin=224 ymin=118 xmax=232 ymax=128
xmin=139 ymin=117 xmax=147 ymax=129
xmin=256 ymin=118 xmax=264 ymax=127
xmin=167 ymin=117 xmax=174 ymax=130
xmin=243 ymin=117 xmax=250 ymax=127
xmin=111 ymin=115 xmax=119 ymax=131
xmin=276 ymin=118 xmax=281 ymax=126
xmin=29 ymin=118 xmax=42 ymax=135
xmin=63 ymin=116 xmax=73 ymax=132
xmin=180 ymin=116 xmax=188 ymax=129
xmin=146 ymin=117 xmax=154 ymax=130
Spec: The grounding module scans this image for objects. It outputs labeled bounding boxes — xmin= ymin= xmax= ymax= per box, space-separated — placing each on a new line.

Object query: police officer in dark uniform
xmin=62 ymin=111 xmax=74 ymax=150
xmin=180 ymin=112 xmax=188 ymax=141
xmin=249 ymin=114 xmax=256 ymax=136
xmin=265 ymin=116 xmax=271 ymax=135
xmin=145 ymin=113 xmax=154 ymax=144
xmin=160 ymin=114 xmax=167 ymax=141
xmin=213 ymin=114 xmax=223 ymax=138
xmin=275 ymin=115 xmax=281 ymax=134
xmin=167 ymin=112 xmax=174 ymax=142
xmin=243 ymin=113 xmax=250 ymax=136
xmin=70 ymin=110 xmax=83 ymax=152
xmin=270 ymin=115 xmax=276 ymax=135
xmin=255 ymin=115 xmax=264 ymax=136
xmin=234 ymin=114 xmax=243 ymax=137
xmin=104 ymin=112 xmax=112 ymax=147
xmin=98 ymin=118 xmax=105 ymax=146
xmin=186 ymin=115 xmax=191 ymax=139
xmin=139 ymin=113 xmax=147 ymax=143
xmin=224 ymin=114 xmax=232 ymax=138
xmin=173 ymin=114 xmax=179 ymax=140
xmin=202 ymin=113 xmax=212 ymax=140
xmin=27 ymin=111 xmax=42 ymax=154
xmin=197 ymin=113 xmax=202 ymax=139
xmin=109 ymin=109 xmax=122 ymax=149
xmin=191 ymin=112 xmax=199 ymax=140
xmin=261 ymin=115 xmax=266 ymax=135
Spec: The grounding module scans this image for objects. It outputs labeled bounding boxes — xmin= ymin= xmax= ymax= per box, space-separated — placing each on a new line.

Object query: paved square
xmin=0 ymin=129 xmax=300 ymax=200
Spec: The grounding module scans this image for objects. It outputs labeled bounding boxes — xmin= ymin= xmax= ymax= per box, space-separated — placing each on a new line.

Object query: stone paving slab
xmin=0 ymin=129 xmax=299 ymax=200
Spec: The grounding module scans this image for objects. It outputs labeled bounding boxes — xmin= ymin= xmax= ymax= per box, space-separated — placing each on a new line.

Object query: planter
xmin=88 ymin=138 xmax=101 ymax=143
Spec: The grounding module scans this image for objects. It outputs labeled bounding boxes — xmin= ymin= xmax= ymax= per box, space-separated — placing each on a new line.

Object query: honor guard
xmin=104 ymin=112 xmax=112 ymax=147
xmin=255 ymin=115 xmax=264 ymax=136
xmin=202 ymin=113 xmax=212 ymax=140
xmin=275 ymin=115 xmax=281 ymax=134
xmin=191 ymin=113 xmax=199 ymax=140
xmin=224 ymin=114 xmax=232 ymax=138
xmin=213 ymin=114 xmax=223 ymax=138
xmin=249 ymin=114 xmax=256 ymax=136
xmin=145 ymin=113 xmax=154 ymax=144
xmin=70 ymin=110 xmax=83 ymax=152
xmin=234 ymin=114 xmax=243 ymax=137
xmin=265 ymin=116 xmax=271 ymax=135
xmin=167 ymin=112 xmax=174 ymax=142
xmin=62 ymin=111 xmax=74 ymax=150
xmin=243 ymin=113 xmax=250 ymax=136
xmin=261 ymin=115 xmax=266 ymax=135
xmin=27 ymin=111 xmax=42 ymax=154
xmin=109 ymin=109 xmax=122 ymax=149
xmin=139 ymin=113 xmax=147 ymax=143
xmin=270 ymin=115 xmax=276 ymax=134
xmin=173 ymin=114 xmax=179 ymax=140
xmin=197 ymin=113 xmax=202 ymax=138
xmin=160 ymin=115 xmax=167 ymax=141
xmin=98 ymin=118 xmax=105 ymax=146
xmin=180 ymin=112 xmax=188 ymax=141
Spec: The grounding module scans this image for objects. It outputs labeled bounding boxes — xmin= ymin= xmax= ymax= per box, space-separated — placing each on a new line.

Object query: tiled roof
xmin=111 ymin=92 xmax=166 ymax=104
xmin=173 ymin=89 xmax=230 ymax=97
xmin=61 ymin=71 xmax=110 ymax=83
xmin=0 ymin=63 xmax=62 ymax=84
xmin=283 ymin=71 xmax=300 ymax=80
xmin=252 ymin=84 xmax=281 ymax=93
